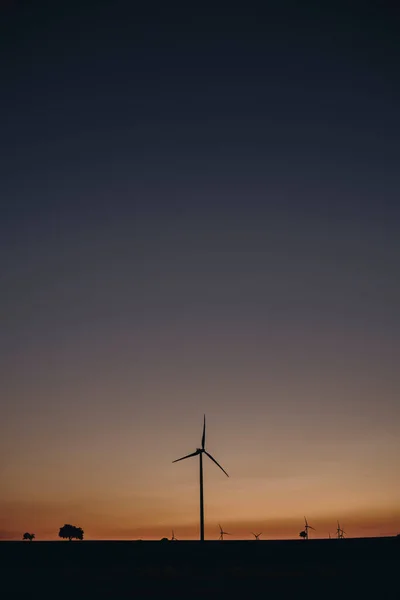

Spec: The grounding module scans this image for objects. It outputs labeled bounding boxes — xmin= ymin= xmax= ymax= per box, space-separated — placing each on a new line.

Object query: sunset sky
xmin=1 ymin=3 xmax=399 ymax=541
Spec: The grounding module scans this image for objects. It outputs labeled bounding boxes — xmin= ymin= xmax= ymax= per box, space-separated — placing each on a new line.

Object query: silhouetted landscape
xmin=1 ymin=537 xmax=398 ymax=598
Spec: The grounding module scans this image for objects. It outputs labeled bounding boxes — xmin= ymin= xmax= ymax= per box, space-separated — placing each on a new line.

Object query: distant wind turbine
xmin=252 ymin=532 xmax=262 ymax=540
xmin=336 ymin=522 xmax=346 ymax=539
xmin=172 ymin=415 xmax=229 ymax=541
xmin=219 ymin=524 xmax=230 ymax=540
xmin=299 ymin=516 xmax=315 ymax=540
xmin=171 ymin=530 xmax=178 ymax=541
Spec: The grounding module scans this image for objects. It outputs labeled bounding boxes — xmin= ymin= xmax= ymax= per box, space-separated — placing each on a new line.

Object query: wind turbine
xmin=252 ymin=532 xmax=262 ymax=540
xmin=219 ymin=524 xmax=230 ymax=540
xmin=171 ymin=530 xmax=178 ymax=541
xmin=336 ymin=522 xmax=346 ymax=539
xmin=299 ymin=516 xmax=315 ymax=540
xmin=172 ymin=415 xmax=229 ymax=541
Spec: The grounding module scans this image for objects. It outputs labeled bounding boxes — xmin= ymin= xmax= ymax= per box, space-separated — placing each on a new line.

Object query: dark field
xmin=1 ymin=537 xmax=398 ymax=598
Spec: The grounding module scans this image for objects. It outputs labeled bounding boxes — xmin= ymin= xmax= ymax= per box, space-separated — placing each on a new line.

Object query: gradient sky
xmin=1 ymin=2 xmax=399 ymax=540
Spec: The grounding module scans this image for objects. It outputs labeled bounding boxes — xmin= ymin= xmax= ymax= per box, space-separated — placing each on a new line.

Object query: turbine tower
xmin=171 ymin=530 xmax=178 ymax=541
xmin=173 ymin=415 xmax=229 ymax=541
xmin=252 ymin=532 xmax=262 ymax=540
xmin=219 ymin=524 xmax=230 ymax=540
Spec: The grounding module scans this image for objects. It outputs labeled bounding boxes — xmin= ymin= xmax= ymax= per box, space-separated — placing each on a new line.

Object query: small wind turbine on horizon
xmin=252 ymin=532 xmax=262 ymax=540
xmin=172 ymin=415 xmax=229 ymax=542
xmin=219 ymin=524 xmax=230 ymax=540
xmin=336 ymin=522 xmax=346 ymax=539
xmin=299 ymin=516 xmax=315 ymax=540
xmin=171 ymin=530 xmax=178 ymax=541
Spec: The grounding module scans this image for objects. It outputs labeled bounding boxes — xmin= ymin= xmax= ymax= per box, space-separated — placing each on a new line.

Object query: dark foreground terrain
xmin=1 ymin=537 xmax=398 ymax=598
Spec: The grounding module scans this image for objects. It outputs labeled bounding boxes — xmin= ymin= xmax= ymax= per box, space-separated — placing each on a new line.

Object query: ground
xmin=0 ymin=537 xmax=397 ymax=598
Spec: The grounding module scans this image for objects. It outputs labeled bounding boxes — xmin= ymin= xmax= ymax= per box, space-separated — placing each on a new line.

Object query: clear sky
xmin=0 ymin=2 xmax=399 ymax=540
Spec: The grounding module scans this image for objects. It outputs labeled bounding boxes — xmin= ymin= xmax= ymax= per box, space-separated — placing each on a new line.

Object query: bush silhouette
xmin=22 ymin=532 xmax=35 ymax=541
xmin=59 ymin=524 xmax=84 ymax=541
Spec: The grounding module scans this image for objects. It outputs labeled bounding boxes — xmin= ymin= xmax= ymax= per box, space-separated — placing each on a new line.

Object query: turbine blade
xmin=172 ymin=450 xmax=199 ymax=463
xmin=219 ymin=524 xmax=222 ymax=531
xmin=309 ymin=526 xmax=316 ymax=530
xmin=204 ymin=451 xmax=229 ymax=477
xmin=202 ymin=415 xmax=206 ymax=450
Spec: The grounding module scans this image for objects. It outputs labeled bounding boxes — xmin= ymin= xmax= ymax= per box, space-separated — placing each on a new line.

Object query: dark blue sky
xmin=1 ymin=2 xmax=399 ymax=539
xmin=2 ymin=2 xmax=399 ymax=224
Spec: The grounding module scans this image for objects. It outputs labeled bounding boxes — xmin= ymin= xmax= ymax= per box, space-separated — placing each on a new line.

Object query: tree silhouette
xmin=22 ymin=532 xmax=35 ymax=541
xmin=58 ymin=524 xmax=84 ymax=541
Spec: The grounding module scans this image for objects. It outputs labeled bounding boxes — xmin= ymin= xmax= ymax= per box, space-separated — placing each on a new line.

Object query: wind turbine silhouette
xmin=299 ymin=516 xmax=315 ymax=540
xmin=172 ymin=415 xmax=229 ymax=541
xmin=336 ymin=522 xmax=346 ymax=539
xmin=171 ymin=530 xmax=178 ymax=541
xmin=252 ymin=532 xmax=262 ymax=540
xmin=219 ymin=524 xmax=230 ymax=540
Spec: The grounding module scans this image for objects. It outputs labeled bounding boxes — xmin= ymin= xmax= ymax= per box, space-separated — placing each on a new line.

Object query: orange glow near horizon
xmin=2 ymin=427 xmax=399 ymax=541
xmin=2 ymin=511 xmax=399 ymax=541
xmin=1 ymin=398 xmax=400 ymax=541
